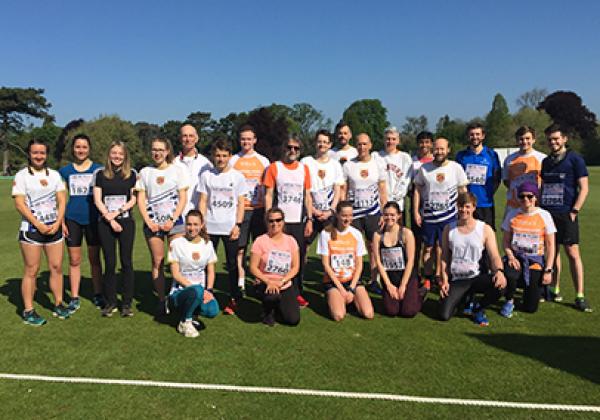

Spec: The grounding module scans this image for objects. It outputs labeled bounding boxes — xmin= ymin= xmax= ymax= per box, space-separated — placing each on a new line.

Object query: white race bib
xmin=278 ymin=182 xmax=303 ymax=205
xmin=105 ymin=195 xmax=128 ymax=217
xmin=381 ymin=247 xmax=405 ymax=271
xmin=465 ymin=164 xmax=487 ymax=186
xmin=69 ymin=173 xmax=94 ymax=196
xmin=512 ymin=232 xmax=540 ymax=255
xmin=353 ymin=185 xmax=377 ymax=209
xmin=211 ymin=187 xmax=234 ymax=209
xmin=264 ymin=250 xmax=292 ymax=275
xmin=451 ymin=259 xmax=479 ymax=279
xmin=312 ymin=188 xmax=331 ymax=211
xmin=181 ymin=267 xmax=206 ymax=287
xmin=31 ymin=195 xmax=58 ymax=225
xmin=541 ymin=183 xmax=564 ymax=206
xmin=331 ymin=252 xmax=354 ymax=280
xmin=150 ymin=197 xmax=177 ymax=224
xmin=244 ymin=178 xmax=259 ymax=203
xmin=426 ymin=191 xmax=450 ymax=212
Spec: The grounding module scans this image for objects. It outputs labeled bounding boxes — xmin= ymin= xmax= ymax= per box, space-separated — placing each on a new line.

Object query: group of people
xmin=11 ymin=119 xmax=591 ymax=337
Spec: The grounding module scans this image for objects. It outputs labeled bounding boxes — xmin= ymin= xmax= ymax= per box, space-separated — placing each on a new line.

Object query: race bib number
xmin=331 ymin=252 xmax=355 ymax=279
xmin=312 ymin=188 xmax=331 ymax=211
xmin=541 ymin=183 xmax=564 ymax=206
xmin=278 ymin=182 xmax=303 ymax=205
xmin=426 ymin=191 xmax=450 ymax=212
xmin=353 ymin=185 xmax=377 ymax=209
xmin=31 ymin=195 xmax=58 ymax=225
xmin=105 ymin=195 xmax=128 ymax=217
xmin=512 ymin=232 xmax=541 ymax=255
xmin=465 ymin=164 xmax=487 ymax=186
xmin=69 ymin=174 xmax=94 ymax=196
xmin=149 ymin=196 xmax=177 ymax=224
xmin=181 ymin=267 xmax=206 ymax=287
xmin=211 ymin=187 xmax=234 ymax=209
xmin=381 ymin=247 xmax=405 ymax=271
xmin=264 ymin=250 xmax=292 ymax=275
xmin=244 ymin=178 xmax=259 ymax=203
xmin=450 ymin=259 xmax=479 ymax=279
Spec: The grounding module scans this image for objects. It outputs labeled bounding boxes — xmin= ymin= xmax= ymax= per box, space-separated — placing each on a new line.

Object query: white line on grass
xmin=1 ymin=373 xmax=599 ymax=413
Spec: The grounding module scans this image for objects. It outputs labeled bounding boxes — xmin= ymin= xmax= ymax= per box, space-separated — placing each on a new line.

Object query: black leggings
xmin=210 ymin=234 xmax=241 ymax=300
xmin=438 ymin=274 xmax=501 ymax=321
xmin=257 ymin=283 xmax=300 ymax=326
xmin=284 ymin=223 xmax=306 ymax=291
xmin=98 ymin=218 xmax=135 ymax=306
xmin=503 ymin=262 xmax=543 ymax=313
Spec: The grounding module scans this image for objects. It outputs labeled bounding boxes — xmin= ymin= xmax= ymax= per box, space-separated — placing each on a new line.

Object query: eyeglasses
xmin=268 ymin=218 xmax=284 ymax=223
xmin=518 ymin=193 xmax=535 ymax=200
xmin=286 ymin=145 xmax=300 ymax=151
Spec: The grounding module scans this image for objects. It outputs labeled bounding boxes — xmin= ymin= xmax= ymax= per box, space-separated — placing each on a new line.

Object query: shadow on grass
xmin=468 ymin=333 xmax=600 ymax=385
xmin=0 ymin=273 xmax=59 ymax=316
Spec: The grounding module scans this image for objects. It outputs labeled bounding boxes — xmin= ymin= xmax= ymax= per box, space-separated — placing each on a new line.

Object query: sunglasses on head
xmin=286 ymin=145 xmax=300 ymax=151
xmin=518 ymin=193 xmax=535 ymax=199
xmin=268 ymin=217 xmax=284 ymax=223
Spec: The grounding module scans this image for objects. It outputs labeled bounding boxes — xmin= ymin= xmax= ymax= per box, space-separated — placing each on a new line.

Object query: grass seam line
xmin=1 ymin=373 xmax=599 ymax=412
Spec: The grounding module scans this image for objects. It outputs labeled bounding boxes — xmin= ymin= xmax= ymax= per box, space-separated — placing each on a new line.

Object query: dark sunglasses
xmin=268 ymin=218 xmax=284 ymax=223
xmin=286 ymin=145 xmax=300 ymax=151
xmin=518 ymin=193 xmax=535 ymax=199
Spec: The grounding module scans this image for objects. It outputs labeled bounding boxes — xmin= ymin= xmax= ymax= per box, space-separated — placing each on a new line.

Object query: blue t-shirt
xmin=455 ymin=146 xmax=501 ymax=208
xmin=59 ymin=162 xmax=102 ymax=225
xmin=541 ymin=150 xmax=588 ymax=213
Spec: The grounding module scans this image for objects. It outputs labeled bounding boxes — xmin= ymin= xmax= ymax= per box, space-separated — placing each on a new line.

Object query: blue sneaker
xmin=22 ymin=309 xmax=47 ymax=326
xmin=93 ymin=294 xmax=106 ymax=309
xmin=473 ymin=310 xmax=489 ymax=326
xmin=67 ymin=297 xmax=81 ymax=313
xmin=463 ymin=301 xmax=475 ymax=316
xmin=500 ymin=301 xmax=514 ymax=318
xmin=52 ymin=304 xmax=71 ymax=320
xmin=367 ymin=281 xmax=383 ymax=296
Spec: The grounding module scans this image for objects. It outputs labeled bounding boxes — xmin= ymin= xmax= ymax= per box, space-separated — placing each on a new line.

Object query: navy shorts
xmin=421 ymin=219 xmax=453 ymax=247
xmin=143 ymin=220 xmax=185 ymax=239
xmin=351 ymin=215 xmax=380 ymax=241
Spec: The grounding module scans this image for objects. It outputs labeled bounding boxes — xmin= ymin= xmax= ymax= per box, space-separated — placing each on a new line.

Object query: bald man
xmin=413 ymin=138 xmax=468 ymax=289
xmin=174 ymin=124 xmax=213 ymax=219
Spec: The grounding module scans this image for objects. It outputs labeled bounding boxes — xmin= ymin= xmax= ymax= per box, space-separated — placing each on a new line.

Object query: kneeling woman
xmin=249 ymin=208 xmax=301 ymax=326
xmin=317 ymin=201 xmax=374 ymax=321
xmin=373 ymin=201 xmax=422 ymax=317
xmin=168 ymin=210 xmax=219 ymax=338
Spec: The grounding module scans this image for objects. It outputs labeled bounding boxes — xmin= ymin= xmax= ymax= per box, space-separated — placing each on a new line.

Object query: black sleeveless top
xmin=379 ymin=228 xmax=407 ymax=285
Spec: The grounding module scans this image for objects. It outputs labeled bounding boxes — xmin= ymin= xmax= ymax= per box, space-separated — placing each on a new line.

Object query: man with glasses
xmin=264 ymin=135 xmax=313 ymax=307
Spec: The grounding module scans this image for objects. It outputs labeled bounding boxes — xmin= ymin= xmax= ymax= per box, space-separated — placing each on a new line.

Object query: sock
xmin=550 ymin=286 xmax=560 ymax=294
xmin=577 ymin=293 xmax=585 ymax=299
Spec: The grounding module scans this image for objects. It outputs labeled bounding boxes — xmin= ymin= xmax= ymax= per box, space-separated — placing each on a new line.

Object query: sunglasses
xmin=268 ymin=218 xmax=284 ymax=223
xmin=286 ymin=145 xmax=300 ymax=151
xmin=518 ymin=193 xmax=535 ymax=199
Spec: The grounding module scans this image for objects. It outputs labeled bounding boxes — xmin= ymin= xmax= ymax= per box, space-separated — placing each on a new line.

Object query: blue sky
xmin=2 ymin=0 xmax=599 ymax=129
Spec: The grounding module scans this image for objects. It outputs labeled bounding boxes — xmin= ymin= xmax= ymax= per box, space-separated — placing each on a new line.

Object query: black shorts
xmin=474 ymin=206 xmax=495 ymax=231
xmin=351 ymin=215 xmax=380 ymax=241
xmin=306 ymin=214 xmax=335 ymax=245
xmin=551 ymin=212 xmax=579 ymax=245
xmin=18 ymin=229 xmax=63 ymax=246
xmin=239 ymin=208 xmax=266 ymax=248
xmin=65 ymin=219 xmax=100 ymax=247
xmin=143 ymin=221 xmax=185 ymax=239
xmin=323 ymin=281 xmax=366 ymax=293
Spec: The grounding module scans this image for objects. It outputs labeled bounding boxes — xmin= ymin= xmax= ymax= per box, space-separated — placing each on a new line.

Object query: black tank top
xmin=379 ymin=228 xmax=407 ymax=285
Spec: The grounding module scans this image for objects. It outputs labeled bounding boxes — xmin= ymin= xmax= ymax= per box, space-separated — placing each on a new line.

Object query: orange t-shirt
xmin=316 ymin=226 xmax=367 ymax=283
xmin=230 ymin=152 xmax=270 ymax=209
xmin=503 ymin=150 xmax=546 ymax=208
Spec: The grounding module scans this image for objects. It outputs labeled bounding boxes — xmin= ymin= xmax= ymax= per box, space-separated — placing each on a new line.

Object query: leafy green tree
xmin=0 ymin=87 xmax=53 ymax=174
xmin=401 ymin=115 xmax=429 ymax=153
xmin=289 ymin=103 xmax=332 ymax=155
xmin=135 ymin=122 xmax=162 ymax=153
xmin=435 ymin=115 xmax=467 ymax=156
xmin=485 ymin=93 xmax=513 ymax=147
xmin=246 ymin=107 xmax=290 ymax=161
xmin=160 ymin=120 xmax=184 ymax=155
xmin=516 ymin=88 xmax=548 ymax=110
xmin=54 ymin=119 xmax=84 ymax=163
xmin=342 ymin=99 xmax=389 ymax=150
xmin=65 ymin=115 xmax=144 ymax=167
xmin=212 ymin=112 xmax=249 ymax=149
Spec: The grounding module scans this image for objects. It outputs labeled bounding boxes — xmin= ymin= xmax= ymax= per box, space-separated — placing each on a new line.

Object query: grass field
xmin=0 ymin=170 xmax=599 ymax=419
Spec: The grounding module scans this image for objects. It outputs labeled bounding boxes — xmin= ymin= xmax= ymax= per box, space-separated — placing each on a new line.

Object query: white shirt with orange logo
xmin=168 ymin=236 xmax=217 ymax=293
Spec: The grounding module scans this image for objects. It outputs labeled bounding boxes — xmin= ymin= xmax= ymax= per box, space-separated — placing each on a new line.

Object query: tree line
xmin=1 ymin=87 xmax=599 ymax=174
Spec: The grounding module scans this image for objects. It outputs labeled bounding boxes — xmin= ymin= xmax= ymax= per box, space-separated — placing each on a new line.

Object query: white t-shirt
xmin=301 ymin=156 xmax=345 ymax=211
xmin=413 ymin=160 xmax=468 ymax=224
xmin=197 ymin=168 xmax=247 ymax=235
xmin=328 ymin=146 xmax=358 ymax=164
xmin=136 ymin=164 xmax=191 ymax=226
xmin=12 ymin=167 xmax=66 ymax=232
xmin=174 ymin=150 xmax=213 ymax=217
xmin=343 ymin=156 xmax=387 ymax=218
xmin=168 ymin=236 xmax=218 ymax=293
xmin=372 ymin=150 xmax=412 ymax=210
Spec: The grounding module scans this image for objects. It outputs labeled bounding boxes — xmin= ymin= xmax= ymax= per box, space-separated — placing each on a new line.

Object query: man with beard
xmin=329 ymin=121 xmax=358 ymax=165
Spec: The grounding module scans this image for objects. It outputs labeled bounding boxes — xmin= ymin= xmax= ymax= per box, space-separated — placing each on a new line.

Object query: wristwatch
xmin=544 ymin=268 xmax=554 ymax=273
xmin=571 ymin=208 xmax=579 ymax=214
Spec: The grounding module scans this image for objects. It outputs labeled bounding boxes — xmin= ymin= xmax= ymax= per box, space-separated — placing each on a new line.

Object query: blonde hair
xmin=103 ymin=141 xmax=132 ymax=179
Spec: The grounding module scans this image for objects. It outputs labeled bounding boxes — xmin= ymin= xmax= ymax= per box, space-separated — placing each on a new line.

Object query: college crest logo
xmin=40 ymin=179 xmax=48 ymax=187
xmin=360 ymin=169 xmax=369 ymax=178
xmin=156 ymin=176 xmax=165 ymax=185
xmin=436 ymin=173 xmax=445 ymax=183
xmin=192 ymin=252 xmax=200 ymax=261
xmin=318 ymin=169 xmax=326 ymax=179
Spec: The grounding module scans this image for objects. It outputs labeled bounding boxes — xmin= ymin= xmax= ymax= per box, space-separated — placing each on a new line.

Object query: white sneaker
xmin=178 ymin=320 xmax=199 ymax=338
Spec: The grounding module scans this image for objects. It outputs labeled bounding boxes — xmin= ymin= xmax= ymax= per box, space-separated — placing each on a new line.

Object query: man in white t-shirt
xmin=198 ymin=139 xmax=246 ymax=315
xmin=413 ymin=138 xmax=468 ymax=289
xmin=372 ymin=126 xmax=412 ymax=222
xmin=174 ymin=124 xmax=213 ymax=218
xmin=328 ymin=121 xmax=358 ymax=164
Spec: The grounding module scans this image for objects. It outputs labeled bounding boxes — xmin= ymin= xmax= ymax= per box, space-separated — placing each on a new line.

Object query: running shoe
xmin=67 ymin=297 xmax=81 ymax=313
xmin=500 ymin=300 xmax=514 ymax=318
xmin=296 ymin=294 xmax=309 ymax=308
xmin=101 ymin=304 xmax=118 ymax=317
xmin=262 ymin=311 xmax=275 ymax=327
xmin=223 ymin=299 xmax=238 ymax=315
xmin=22 ymin=309 xmax=46 ymax=326
xmin=367 ymin=281 xmax=383 ymax=296
xmin=93 ymin=294 xmax=106 ymax=309
xmin=575 ymin=298 xmax=593 ymax=313
xmin=550 ymin=291 xmax=563 ymax=303
xmin=52 ymin=304 xmax=71 ymax=320
xmin=121 ymin=305 xmax=134 ymax=318
xmin=463 ymin=301 xmax=475 ymax=316
xmin=540 ymin=285 xmax=552 ymax=302
xmin=177 ymin=320 xmax=199 ymax=338
xmin=421 ymin=279 xmax=431 ymax=291
xmin=473 ymin=310 xmax=489 ymax=326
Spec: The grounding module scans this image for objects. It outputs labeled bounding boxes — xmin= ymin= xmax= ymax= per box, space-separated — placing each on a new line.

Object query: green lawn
xmin=0 ymin=170 xmax=599 ymax=419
